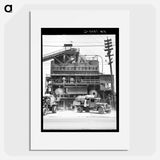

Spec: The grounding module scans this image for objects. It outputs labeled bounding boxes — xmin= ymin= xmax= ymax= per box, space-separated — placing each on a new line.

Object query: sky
xmin=42 ymin=35 xmax=116 ymax=93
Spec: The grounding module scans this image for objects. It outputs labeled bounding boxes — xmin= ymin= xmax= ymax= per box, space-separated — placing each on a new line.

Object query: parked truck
xmin=73 ymin=95 xmax=112 ymax=114
xmin=43 ymin=94 xmax=58 ymax=116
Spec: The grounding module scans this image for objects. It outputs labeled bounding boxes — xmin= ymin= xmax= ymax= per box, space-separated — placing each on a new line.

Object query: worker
xmin=62 ymin=77 xmax=66 ymax=84
xmin=84 ymin=98 xmax=89 ymax=108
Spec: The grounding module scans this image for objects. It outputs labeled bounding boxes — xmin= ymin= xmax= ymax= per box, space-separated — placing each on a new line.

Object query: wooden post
xmin=104 ymin=38 xmax=115 ymax=108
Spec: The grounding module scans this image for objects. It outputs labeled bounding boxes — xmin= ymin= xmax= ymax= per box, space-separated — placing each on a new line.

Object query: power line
xmin=43 ymin=44 xmax=115 ymax=47
xmin=43 ymin=42 xmax=105 ymax=44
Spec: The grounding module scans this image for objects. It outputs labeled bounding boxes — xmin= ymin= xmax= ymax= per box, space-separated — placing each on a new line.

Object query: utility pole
xmin=104 ymin=38 xmax=115 ymax=108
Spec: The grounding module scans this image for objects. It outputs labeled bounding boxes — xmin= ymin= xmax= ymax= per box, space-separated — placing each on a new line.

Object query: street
xmin=43 ymin=110 xmax=116 ymax=130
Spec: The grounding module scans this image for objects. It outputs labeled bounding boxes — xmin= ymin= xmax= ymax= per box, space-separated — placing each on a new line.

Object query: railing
xmin=57 ymin=94 xmax=85 ymax=98
xmin=51 ymin=66 xmax=99 ymax=71
xmin=52 ymin=79 xmax=100 ymax=85
xmin=81 ymin=79 xmax=100 ymax=83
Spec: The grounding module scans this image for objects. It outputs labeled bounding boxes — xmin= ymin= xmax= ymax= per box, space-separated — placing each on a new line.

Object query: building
xmin=43 ymin=45 xmax=113 ymax=109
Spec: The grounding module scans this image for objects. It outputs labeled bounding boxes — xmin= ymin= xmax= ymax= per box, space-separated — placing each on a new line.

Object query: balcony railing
xmin=51 ymin=66 xmax=99 ymax=71
xmin=52 ymin=79 xmax=100 ymax=85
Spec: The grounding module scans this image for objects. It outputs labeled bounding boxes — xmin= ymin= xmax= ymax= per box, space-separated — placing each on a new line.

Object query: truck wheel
xmin=77 ymin=106 xmax=83 ymax=113
xmin=98 ymin=106 xmax=105 ymax=114
xmin=43 ymin=108 xmax=47 ymax=116
xmin=106 ymin=110 xmax=111 ymax=113
xmin=52 ymin=106 xmax=57 ymax=113
xmin=85 ymin=107 xmax=90 ymax=112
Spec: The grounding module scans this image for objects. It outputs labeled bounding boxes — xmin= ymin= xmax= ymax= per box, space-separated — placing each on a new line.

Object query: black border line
xmin=30 ymin=149 xmax=128 ymax=151
xmin=41 ymin=28 xmax=119 ymax=35
xmin=116 ymin=29 xmax=119 ymax=132
xmin=41 ymin=27 xmax=43 ymax=131
xmin=41 ymin=28 xmax=119 ymax=132
xmin=28 ymin=13 xmax=126 ymax=151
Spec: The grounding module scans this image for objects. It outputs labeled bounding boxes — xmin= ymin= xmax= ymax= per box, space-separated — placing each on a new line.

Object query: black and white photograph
xmin=41 ymin=28 xmax=119 ymax=131
xmin=30 ymin=10 xmax=129 ymax=150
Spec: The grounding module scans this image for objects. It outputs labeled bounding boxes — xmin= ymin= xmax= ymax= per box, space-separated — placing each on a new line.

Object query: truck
xmin=73 ymin=95 xmax=112 ymax=114
xmin=43 ymin=94 xmax=58 ymax=116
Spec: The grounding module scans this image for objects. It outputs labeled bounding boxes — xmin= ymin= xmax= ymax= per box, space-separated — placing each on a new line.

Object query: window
xmin=91 ymin=99 xmax=95 ymax=102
